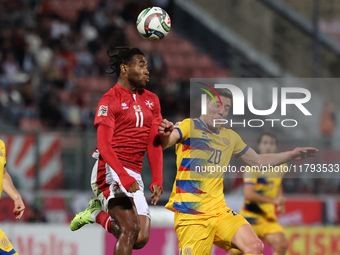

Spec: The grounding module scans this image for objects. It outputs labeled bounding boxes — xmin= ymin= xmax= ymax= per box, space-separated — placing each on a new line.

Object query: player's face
xmin=126 ymin=55 xmax=150 ymax=88
xmin=258 ymin=135 xmax=277 ymax=154
xmin=206 ymin=96 xmax=231 ymax=129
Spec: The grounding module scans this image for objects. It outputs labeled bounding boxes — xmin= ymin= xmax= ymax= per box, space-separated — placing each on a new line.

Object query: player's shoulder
xmin=100 ymin=88 xmax=114 ymax=99
xmin=141 ymin=89 xmax=160 ymax=100
xmin=0 ymin=139 xmax=5 ymax=153
xmin=99 ymin=88 xmax=120 ymax=104
xmin=174 ymin=118 xmax=191 ymax=128
xmin=220 ymin=127 xmax=239 ymax=137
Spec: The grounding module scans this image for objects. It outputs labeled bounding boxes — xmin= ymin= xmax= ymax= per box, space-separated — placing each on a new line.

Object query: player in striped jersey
xmin=159 ymin=88 xmax=318 ymax=255
xmin=229 ymin=132 xmax=288 ymax=255
xmin=0 ymin=139 xmax=25 ymax=255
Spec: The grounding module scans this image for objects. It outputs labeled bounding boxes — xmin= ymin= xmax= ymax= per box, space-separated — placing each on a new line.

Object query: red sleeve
xmin=147 ymin=94 xmax=163 ymax=192
xmin=151 ymin=95 xmax=162 ymax=126
xmin=147 ymin=124 xmax=163 ymax=193
xmin=97 ymin=124 xmax=137 ymax=191
xmin=94 ymin=96 xmax=115 ymax=129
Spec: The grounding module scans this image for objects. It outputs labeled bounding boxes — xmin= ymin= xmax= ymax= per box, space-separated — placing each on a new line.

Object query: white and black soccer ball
xmin=136 ymin=7 xmax=171 ymax=41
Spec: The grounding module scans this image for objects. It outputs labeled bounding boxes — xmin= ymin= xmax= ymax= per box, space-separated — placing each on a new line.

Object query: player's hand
xmin=150 ymin=185 xmax=163 ymax=205
xmin=277 ymin=204 xmax=285 ymax=215
xmin=158 ymin=119 xmax=174 ymax=137
xmin=128 ymin=182 xmax=140 ymax=193
xmin=273 ymin=196 xmax=285 ymax=206
xmin=13 ymin=198 xmax=25 ymax=220
xmin=290 ymin=147 xmax=319 ymax=160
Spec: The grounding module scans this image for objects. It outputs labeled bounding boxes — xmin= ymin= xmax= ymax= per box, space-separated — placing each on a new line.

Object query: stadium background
xmin=0 ymin=0 xmax=339 ymax=254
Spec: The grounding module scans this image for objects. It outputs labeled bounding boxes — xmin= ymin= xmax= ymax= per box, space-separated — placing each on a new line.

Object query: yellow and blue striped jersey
xmin=165 ymin=118 xmax=249 ymax=216
xmin=0 ymin=140 xmax=6 ymax=199
xmin=240 ymin=165 xmax=286 ymax=221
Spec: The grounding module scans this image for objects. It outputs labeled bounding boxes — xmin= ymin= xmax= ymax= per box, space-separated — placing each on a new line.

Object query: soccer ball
xmin=136 ymin=7 xmax=171 ymax=41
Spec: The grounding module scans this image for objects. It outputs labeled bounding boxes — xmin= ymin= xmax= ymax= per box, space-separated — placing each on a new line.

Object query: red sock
xmin=95 ymin=211 xmax=112 ymax=233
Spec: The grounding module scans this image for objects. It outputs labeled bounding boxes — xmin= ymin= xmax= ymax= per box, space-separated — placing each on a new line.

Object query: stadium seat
xmin=168 ymin=67 xmax=182 ymax=80
xmin=58 ymin=90 xmax=70 ymax=104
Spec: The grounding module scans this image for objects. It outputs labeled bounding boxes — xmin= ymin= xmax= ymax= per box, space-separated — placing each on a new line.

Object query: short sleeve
xmin=151 ymin=95 xmax=162 ymax=126
xmin=175 ymin=118 xmax=191 ymax=144
xmin=232 ymin=131 xmax=249 ymax=158
xmin=0 ymin=140 xmax=6 ymax=167
xmin=94 ymin=96 xmax=116 ymax=129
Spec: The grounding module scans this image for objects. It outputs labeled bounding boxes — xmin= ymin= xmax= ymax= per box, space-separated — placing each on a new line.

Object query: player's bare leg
xmin=108 ymin=214 xmax=150 ymax=249
xmin=108 ymin=219 xmax=121 ymax=239
xmin=264 ymin=232 xmax=288 ymax=255
xmin=108 ymin=197 xmax=140 ymax=255
xmin=231 ymin=224 xmax=264 ymax=255
xmin=133 ymin=215 xmax=150 ymax=249
xmin=72 ymin=197 xmax=150 ymax=250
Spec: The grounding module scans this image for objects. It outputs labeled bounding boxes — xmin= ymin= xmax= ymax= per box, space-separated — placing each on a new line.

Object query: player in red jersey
xmin=70 ymin=47 xmax=174 ymax=255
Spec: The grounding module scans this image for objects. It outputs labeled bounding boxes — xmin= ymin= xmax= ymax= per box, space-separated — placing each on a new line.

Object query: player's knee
xmin=133 ymin=235 xmax=149 ymax=249
xmin=134 ymin=228 xmax=150 ymax=249
xmin=245 ymin=238 xmax=264 ymax=254
xmin=122 ymin=221 xmax=140 ymax=237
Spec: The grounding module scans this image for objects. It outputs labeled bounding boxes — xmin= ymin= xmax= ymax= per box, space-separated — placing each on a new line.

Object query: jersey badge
xmin=0 ymin=149 xmax=3 ymax=157
xmin=121 ymin=102 xmax=129 ymax=110
xmin=133 ymin=105 xmax=142 ymax=112
xmin=98 ymin=105 xmax=108 ymax=116
xmin=145 ymin=100 xmax=154 ymax=109
xmin=174 ymin=122 xmax=181 ymax=128
xmin=222 ymin=137 xmax=230 ymax=146
xmin=183 ymin=247 xmax=192 ymax=255
xmin=1 ymin=237 xmax=9 ymax=248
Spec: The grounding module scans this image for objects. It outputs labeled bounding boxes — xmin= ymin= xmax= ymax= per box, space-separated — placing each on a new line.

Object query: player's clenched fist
xmin=158 ymin=119 xmax=174 ymax=136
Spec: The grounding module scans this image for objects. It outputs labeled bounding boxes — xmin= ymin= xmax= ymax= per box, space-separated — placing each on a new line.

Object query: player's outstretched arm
xmin=3 ymin=167 xmax=25 ymax=219
xmin=158 ymin=119 xmax=180 ymax=149
xmin=97 ymin=124 xmax=139 ymax=192
xmin=238 ymin=146 xmax=318 ymax=168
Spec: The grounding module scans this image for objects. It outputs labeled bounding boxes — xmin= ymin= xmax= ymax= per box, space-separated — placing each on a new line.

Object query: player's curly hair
xmin=106 ymin=46 xmax=145 ymax=77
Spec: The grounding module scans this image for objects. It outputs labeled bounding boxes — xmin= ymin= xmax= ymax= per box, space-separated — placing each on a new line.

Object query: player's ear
xmin=120 ymin=63 xmax=127 ymax=75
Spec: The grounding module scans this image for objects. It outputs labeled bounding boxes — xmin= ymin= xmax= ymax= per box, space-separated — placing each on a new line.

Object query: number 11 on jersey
xmin=133 ymin=105 xmax=143 ymax=128
xmin=135 ymin=111 xmax=144 ymax=127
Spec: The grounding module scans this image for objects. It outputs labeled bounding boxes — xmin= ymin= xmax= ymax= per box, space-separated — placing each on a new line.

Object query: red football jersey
xmin=94 ymin=84 xmax=162 ymax=174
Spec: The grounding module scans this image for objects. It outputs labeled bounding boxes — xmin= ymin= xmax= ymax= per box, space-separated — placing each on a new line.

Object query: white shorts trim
xmin=91 ymin=160 xmax=151 ymax=219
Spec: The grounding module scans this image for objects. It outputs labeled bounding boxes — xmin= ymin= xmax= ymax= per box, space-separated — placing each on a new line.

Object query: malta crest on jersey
xmin=145 ymin=100 xmax=154 ymax=109
xmin=98 ymin=105 xmax=108 ymax=116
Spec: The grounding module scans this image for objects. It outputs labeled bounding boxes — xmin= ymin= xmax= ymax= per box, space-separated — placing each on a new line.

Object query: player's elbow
xmin=244 ymin=192 xmax=252 ymax=201
xmin=97 ymin=142 xmax=111 ymax=160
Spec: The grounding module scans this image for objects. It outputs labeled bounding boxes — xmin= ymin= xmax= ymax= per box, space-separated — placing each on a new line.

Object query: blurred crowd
xmin=0 ymin=0 xmax=189 ymax=130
